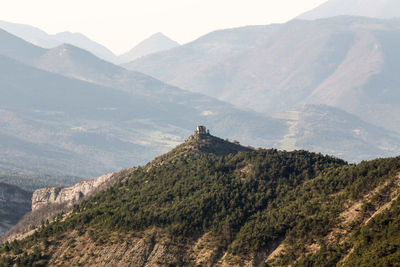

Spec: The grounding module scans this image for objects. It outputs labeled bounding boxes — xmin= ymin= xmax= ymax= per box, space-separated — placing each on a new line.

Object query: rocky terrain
xmin=32 ymin=172 xmax=117 ymax=211
xmin=2 ymin=169 xmax=133 ymax=243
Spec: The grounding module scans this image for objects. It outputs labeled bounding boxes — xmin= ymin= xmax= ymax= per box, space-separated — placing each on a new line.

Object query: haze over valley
xmin=1 ymin=0 xmax=400 ymax=265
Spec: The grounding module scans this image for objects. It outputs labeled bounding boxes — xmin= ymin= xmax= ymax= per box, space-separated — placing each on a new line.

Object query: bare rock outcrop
xmin=32 ymin=172 xmax=116 ymax=211
xmin=3 ymin=169 xmax=135 ymax=242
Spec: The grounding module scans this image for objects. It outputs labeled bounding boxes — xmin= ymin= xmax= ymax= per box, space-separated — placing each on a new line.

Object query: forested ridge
xmin=1 ymin=134 xmax=400 ymax=266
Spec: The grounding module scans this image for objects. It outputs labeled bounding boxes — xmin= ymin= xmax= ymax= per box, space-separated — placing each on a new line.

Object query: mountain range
xmin=124 ymin=16 xmax=400 ymax=134
xmin=0 ymin=20 xmax=180 ymax=64
xmin=297 ymin=0 xmax=400 ymax=20
xmin=0 ymin=28 xmax=289 ymax=178
xmin=0 ymin=23 xmax=399 ymax=180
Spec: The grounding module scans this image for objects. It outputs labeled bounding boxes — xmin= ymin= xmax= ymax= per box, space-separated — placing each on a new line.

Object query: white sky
xmin=0 ymin=0 xmax=327 ymax=54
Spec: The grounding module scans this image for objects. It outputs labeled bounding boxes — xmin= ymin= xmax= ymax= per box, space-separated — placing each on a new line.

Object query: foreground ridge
xmin=1 ymin=130 xmax=400 ymax=266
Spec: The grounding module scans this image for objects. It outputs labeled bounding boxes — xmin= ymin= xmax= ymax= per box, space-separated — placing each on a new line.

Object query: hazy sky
xmin=1 ymin=0 xmax=327 ymax=54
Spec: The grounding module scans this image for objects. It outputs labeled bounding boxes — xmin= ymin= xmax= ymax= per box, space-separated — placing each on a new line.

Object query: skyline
xmin=0 ymin=0 xmax=327 ymax=54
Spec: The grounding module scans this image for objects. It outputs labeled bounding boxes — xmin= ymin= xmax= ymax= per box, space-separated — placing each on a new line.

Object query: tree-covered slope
xmin=1 ymin=134 xmax=400 ymax=266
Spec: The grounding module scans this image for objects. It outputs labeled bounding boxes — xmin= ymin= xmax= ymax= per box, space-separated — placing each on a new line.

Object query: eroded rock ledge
xmin=32 ymin=172 xmax=115 ymax=211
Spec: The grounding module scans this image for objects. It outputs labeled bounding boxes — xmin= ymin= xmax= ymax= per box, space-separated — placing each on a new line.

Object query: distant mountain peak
xmin=118 ymin=32 xmax=180 ymax=63
xmin=55 ymin=31 xmax=82 ymax=36
xmin=0 ymin=20 xmax=118 ymax=63
xmin=151 ymin=32 xmax=169 ymax=38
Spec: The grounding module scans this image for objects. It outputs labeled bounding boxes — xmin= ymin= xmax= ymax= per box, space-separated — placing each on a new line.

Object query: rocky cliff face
xmin=0 ymin=182 xmax=32 ymax=236
xmin=32 ymin=172 xmax=116 ymax=211
xmin=3 ymin=169 xmax=133 ymax=243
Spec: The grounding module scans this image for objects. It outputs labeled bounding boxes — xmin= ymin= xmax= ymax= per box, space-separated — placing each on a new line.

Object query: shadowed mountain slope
xmin=0 ymin=28 xmax=45 ymax=64
xmin=0 ymin=54 xmax=154 ymax=176
xmin=0 ymin=182 xmax=31 ymax=237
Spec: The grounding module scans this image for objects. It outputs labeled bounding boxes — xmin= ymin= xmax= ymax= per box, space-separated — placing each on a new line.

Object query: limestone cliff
xmin=3 ymin=169 xmax=133 ymax=243
xmin=32 ymin=172 xmax=116 ymax=211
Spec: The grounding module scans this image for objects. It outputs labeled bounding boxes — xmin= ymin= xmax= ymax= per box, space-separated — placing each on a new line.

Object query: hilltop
xmin=1 ymin=131 xmax=399 ymax=266
xmin=150 ymin=126 xmax=253 ymax=166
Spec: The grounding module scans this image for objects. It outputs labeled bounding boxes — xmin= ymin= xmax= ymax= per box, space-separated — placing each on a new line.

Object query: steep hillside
xmin=125 ymin=17 xmax=400 ymax=133
xmin=118 ymin=32 xmax=179 ymax=63
xmin=0 ymin=182 xmax=31 ymax=237
xmin=2 ymin=134 xmax=400 ymax=266
xmin=0 ymin=28 xmax=45 ymax=64
xmin=297 ymin=0 xmax=400 ymax=20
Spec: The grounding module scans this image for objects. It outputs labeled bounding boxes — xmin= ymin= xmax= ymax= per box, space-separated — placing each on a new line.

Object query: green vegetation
xmin=271 ymin=157 xmax=400 ymax=266
xmin=344 ymin=197 xmax=400 ymax=266
xmin=1 ymin=136 xmax=400 ymax=265
xmin=70 ymin=149 xmax=343 ymax=242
